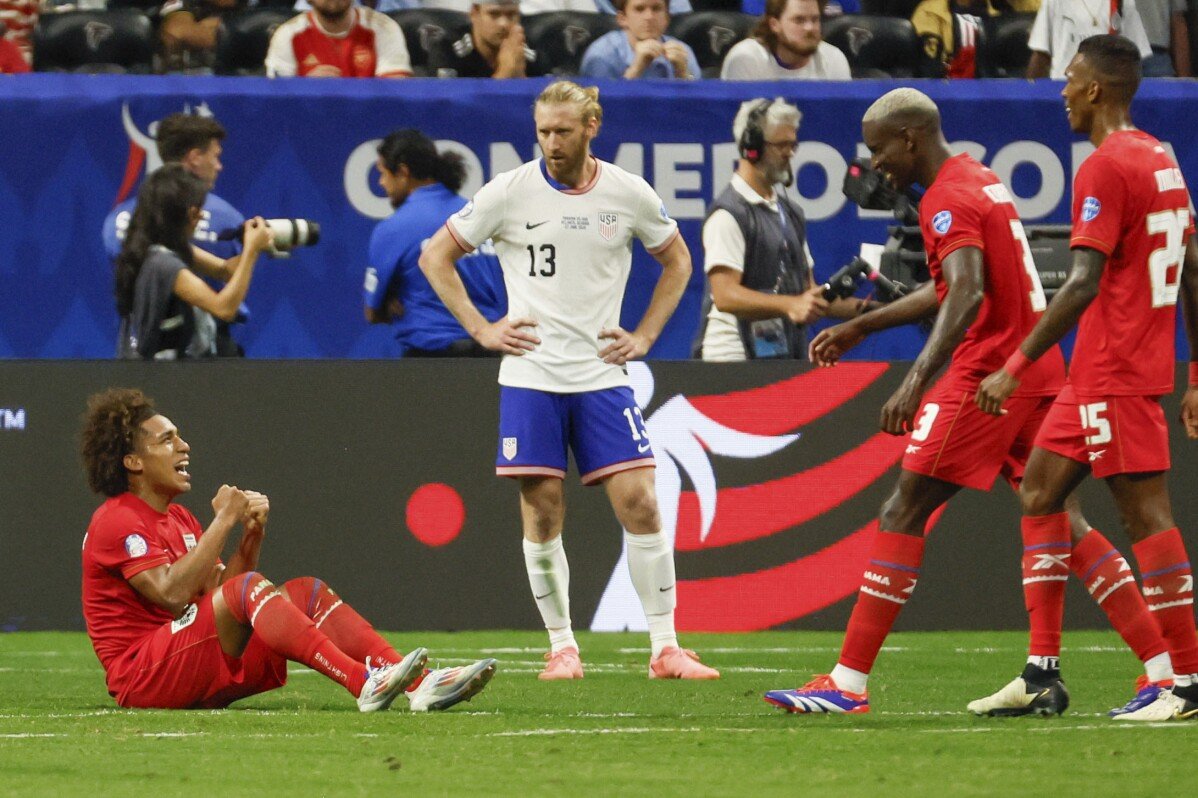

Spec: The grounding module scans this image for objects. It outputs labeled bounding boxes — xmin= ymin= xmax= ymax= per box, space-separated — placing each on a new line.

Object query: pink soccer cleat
xmin=649 ymin=646 xmax=720 ymax=680
xmin=539 ymin=646 xmax=584 ymax=680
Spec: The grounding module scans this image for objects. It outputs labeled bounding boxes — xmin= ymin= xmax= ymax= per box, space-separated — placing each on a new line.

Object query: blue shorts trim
xmin=495 ymin=386 xmax=655 ymax=485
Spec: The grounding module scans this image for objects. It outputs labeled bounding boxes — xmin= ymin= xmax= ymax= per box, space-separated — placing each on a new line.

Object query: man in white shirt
xmin=419 ymin=81 xmax=720 ymax=682
xmin=720 ymin=0 xmax=851 ymax=80
xmin=699 ymin=98 xmax=869 ymax=361
xmin=1026 ymin=0 xmax=1151 ymax=79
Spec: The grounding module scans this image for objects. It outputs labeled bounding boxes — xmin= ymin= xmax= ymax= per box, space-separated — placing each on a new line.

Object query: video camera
xmin=821 ymin=257 xmax=910 ymax=304
xmin=217 ymin=218 xmax=321 ymax=250
xmin=840 ymin=159 xmax=929 ymax=294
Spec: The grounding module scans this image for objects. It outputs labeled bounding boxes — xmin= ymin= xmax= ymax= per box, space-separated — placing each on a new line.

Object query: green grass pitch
xmin=1 ymin=630 xmax=1194 ymax=796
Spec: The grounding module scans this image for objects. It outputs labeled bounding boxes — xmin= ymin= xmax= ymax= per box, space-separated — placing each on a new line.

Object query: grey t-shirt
xmin=1139 ymin=0 xmax=1187 ymax=49
xmin=118 ymin=245 xmax=215 ymax=360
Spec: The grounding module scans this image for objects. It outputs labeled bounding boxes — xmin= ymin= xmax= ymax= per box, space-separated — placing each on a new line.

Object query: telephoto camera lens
xmin=265 ymin=219 xmax=320 ymax=248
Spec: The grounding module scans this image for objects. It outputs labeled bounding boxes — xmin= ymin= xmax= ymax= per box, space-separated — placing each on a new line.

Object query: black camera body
xmin=841 ymin=159 xmax=929 ymax=294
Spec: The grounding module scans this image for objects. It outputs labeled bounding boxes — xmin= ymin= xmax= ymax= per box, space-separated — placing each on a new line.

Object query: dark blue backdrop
xmin=0 ymin=76 xmax=1194 ymax=359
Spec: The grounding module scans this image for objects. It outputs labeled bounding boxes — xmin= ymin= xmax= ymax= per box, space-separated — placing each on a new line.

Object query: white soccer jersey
xmin=1028 ymin=0 xmax=1151 ymax=79
xmin=446 ymin=157 xmax=679 ymax=393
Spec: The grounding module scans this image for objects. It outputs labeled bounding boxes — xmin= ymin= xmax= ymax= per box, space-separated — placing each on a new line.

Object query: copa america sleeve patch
xmin=932 ymin=210 xmax=953 ymax=234
xmin=1081 ymin=197 xmax=1101 ymax=222
xmin=124 ymin=534 xmax=148 ymax=558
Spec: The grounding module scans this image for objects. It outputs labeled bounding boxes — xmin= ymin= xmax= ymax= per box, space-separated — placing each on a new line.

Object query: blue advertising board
xmin=0 ymin=76 xmax=1194 ymax=359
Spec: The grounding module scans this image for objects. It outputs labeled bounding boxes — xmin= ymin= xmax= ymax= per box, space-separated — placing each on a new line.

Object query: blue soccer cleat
xmin=1109 ymin=675 xmax=1171 ymax=718
xmin=764 ymin=674 xmax=869 ymax=714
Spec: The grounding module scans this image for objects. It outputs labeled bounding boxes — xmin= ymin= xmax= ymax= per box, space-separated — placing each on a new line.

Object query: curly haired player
xmin=80 ymin=387 xmax=495 ymax=711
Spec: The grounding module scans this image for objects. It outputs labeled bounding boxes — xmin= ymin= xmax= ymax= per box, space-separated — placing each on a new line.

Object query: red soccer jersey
xmin=919 ymin=153 xmax=1065 ymax=395
xmin=1069 ymin=130 xmax=1195 ymax=396
xmin=81 ymin=494 xmax=206 ymax=672
xmin=264 ymin=8 xmax=412 ymax=78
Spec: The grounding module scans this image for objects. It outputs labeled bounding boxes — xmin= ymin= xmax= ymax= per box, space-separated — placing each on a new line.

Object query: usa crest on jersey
xmin=598 ymin=212 xmax=618 ymax=241
xmin=502 ymin=436 xmax=518 ymax=461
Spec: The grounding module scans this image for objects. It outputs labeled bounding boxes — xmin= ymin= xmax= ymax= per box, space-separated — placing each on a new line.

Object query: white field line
xmin=616 ymin=647 xmax=909 ymax=655
xmin=487 ymin=727 xmax=759 ymax=738
xmin=0 ymin=733 xmax=68 ymax=738
xmin=953 ymin=646 xmax=1127 ymax=654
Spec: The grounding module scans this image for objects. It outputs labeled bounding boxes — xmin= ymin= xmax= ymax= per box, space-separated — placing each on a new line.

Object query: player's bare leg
xmin=1104 ymin=471 xmax=1198 ymax=719
xmin=519 ymin=476 xmax=581 ymax=679
xmin=210 ymin=572 xmax=426 ymax=711
xmin=766 ymin=470 xmax=957 ymax=712
xmin=603 ymin=467 xmax=718 ymax=679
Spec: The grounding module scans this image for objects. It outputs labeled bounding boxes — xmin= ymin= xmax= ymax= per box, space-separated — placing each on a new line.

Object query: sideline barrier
xmin=0 ymin=77 xmax=1195 ymax=359
xmin=1 ymin=360 xmax=1194 ymax=632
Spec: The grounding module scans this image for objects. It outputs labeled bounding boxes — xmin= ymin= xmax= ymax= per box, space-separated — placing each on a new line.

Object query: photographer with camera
xmin=116 ymin=165 xmax=272 ymax=361
xmin=696 ymin=98 xmax=872 ymax=362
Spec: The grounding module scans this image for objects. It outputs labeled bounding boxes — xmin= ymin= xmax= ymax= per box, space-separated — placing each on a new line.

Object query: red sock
xmin=1133 ymin=528 xmax=1198 ymax=674
xmin=222 ymin=573 xmax=366 ymax=696
xmin=838 ymin=530 xmax=924 ymax=674
xmin=1072 ymin=530 xmax=1168 ymax=663
xmin=1022 ymin=513 xmax=1071 ymax=659
xmin=283 ymin=577 xmax=402 ymax=668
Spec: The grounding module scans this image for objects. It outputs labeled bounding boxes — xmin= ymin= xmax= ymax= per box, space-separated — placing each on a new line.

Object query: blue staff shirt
xmin=365 ymin=183 xmax=506 ymax=353
xmin=102 ymin=192 xmax=245 ymax=262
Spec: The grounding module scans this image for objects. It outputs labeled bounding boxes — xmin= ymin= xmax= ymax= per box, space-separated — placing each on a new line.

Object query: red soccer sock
xmin=1133 ymin=528 xmax=1198 ymax=675
xmin=223 ymin=573 xmax=366 ymax=696
xmin=1022 ymin=513 xmax=1071 ymax=659
xmin=838 ymin=530 xmax=925 ymax=674
xmin=283 ymin=577 xmax=402 ymax=669
xmin=1072 ymin=530 xmax=1168 ymax=664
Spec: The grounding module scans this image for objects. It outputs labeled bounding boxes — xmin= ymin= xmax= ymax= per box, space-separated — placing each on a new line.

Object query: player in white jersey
xmin=420 ymin=81 xmax=720 ymax=681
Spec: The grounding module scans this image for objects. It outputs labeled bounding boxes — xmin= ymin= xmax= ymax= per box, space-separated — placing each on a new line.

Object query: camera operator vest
xmin=695 ymin=183 xmax=811 ymax=359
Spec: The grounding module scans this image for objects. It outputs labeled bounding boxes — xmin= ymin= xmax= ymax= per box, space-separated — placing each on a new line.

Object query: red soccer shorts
xmin=106 ymin=595 xmax=287 ymax=709
xmin=901 ymin=381 xmax=1054 ymax=491
xmin=1033 ymin=383 xmax=1170 ymax=478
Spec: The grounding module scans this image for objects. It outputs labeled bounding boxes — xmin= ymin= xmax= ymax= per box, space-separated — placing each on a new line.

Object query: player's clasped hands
xmin=975 ymin=369 xmax=1019 ymax=416
xmin=598 ymin=326 xmax=649 ymax=365
xmin=211 ymin=484 xmax=250 ymax=522
xmin=242 ymin=490 xmax=270 ymax=534
xmin=809 ymin=321 xmax=866 ymax=367
xmin=478 ymin=316 xmax=540 ymax=356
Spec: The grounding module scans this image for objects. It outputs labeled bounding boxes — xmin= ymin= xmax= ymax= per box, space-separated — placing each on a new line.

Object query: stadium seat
xmin=822 ymin=14 xmax=932 ymax=77
xmin=979 ymin=12 xmax=1035 ymax=78
xmin=32 ymin=9 xmax=155 ymax=73
xmin=214 ymin=8 xmax=294 ymax=76
xmin=689 ymin=0 xmax=744 ymax=11
xmin=859 ymin=0 xmax=920 ymax=17
xmin=387 ymin=8 xmax=471 ymax=76
xmin=667 ymin=11 xmax=755 ymax=78
xmin=522 ymin=11 xmax=618 ymax=76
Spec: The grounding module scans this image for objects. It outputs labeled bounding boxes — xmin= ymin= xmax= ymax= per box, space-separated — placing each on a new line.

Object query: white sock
xmin=624 ymin=531 xmax=678 ymax=657
xmin=1145 ymin=652 xmax=1173 ymax=683
xmin=1174 ymin=672 xmax=1198 ymax=688
xmin=1026 ymin=655 xmax=1060 ymax=672
xmin=830 ymin=663 xmax=868 ymax=694
xmin=523 ymin=536 xmax=576 ymax=653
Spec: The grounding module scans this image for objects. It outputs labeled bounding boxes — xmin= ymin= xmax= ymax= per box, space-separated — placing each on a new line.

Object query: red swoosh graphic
xmin=676 ymin=508 xmax=947 ymax=632
xmin=674 ymin=432 xmax=907 ymax=551
xmin=114 ymin=141 xmax=145 ymax=207
xmin=687 ymin=362 xmax=891 ymax=436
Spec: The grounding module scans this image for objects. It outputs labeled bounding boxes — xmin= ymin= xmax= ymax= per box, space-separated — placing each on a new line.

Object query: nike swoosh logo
xmin=526 ymin=221 xmax=549 ymax=229
xmin=658 ymin=585 xmax=674 ymax=592
xmin=638 ymin=443 xmax=651 ymax=453
xmin=534 ymin=591 xmax=553 ymax=600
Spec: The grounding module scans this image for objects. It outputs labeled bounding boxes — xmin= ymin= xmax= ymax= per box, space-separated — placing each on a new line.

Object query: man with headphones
xmin=696 ymin=98 xmax=869 ymax=361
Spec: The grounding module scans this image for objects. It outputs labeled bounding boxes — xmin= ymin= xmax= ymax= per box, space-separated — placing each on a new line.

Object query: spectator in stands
xmin=1026 ymin=0 xmax=1150 ymax=78
xmin=0 ymin=21 xmax=29 ymax=72
xmin=429 ymin=0 xmax=543 ymax=77
xmin=364 ymin=129 xmax=506 ymax=357
xmin=911 ymin=0 xmax=1039 ymax=78
xmin=1138 ymin=0 xmax=1190 ymax=77
xmin=266 ymin=0 xmax=413 ymax=77
xmin=160 ymin=0 xmax=247 ymax=73
xmin=0 ymin=0 xmax=35 ymax=67
xmin=103 ymin=113 xmax=248 ymax=357
xmin=593 ymin=0 xmax=691 ymax=14
xmin=720 ymin=0 xmax=851 ymax=80
xmin=115 ymin=165 xmax=272 ymax=360
xmin=579 ymin=0 xmax=699 ymax=78
xmin=697 ymin=99 xmax=869 ymax=362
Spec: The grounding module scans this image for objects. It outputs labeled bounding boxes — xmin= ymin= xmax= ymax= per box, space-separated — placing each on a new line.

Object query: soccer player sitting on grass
xmin=80 ymin=387 xmax=496 ymax=711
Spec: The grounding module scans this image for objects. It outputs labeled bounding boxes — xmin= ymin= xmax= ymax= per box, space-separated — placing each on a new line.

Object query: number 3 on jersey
xmin=1147 ymin=208 xmax=1188 ymax=308
xmin=1010 ymin=220 xmax=1047 ymax=312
